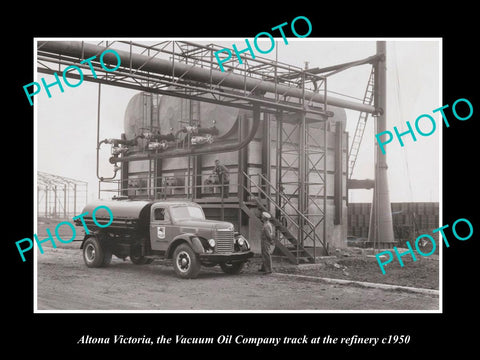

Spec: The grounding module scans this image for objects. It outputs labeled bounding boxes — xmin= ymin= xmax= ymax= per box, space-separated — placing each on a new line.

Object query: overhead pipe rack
xmin=37 ymin=41 xmax=377 ymax=115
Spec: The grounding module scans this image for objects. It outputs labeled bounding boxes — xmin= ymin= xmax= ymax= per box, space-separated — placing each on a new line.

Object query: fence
xmin=349 ymin=202 xmax=439 ymax=246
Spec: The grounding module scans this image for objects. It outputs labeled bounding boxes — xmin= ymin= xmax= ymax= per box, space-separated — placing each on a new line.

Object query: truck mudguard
xmin=166 ymin=234 xmax=205 ymax=258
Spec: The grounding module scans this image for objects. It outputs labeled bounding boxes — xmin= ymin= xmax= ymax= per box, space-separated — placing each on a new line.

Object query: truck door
xmin=150 ymin=205 xmax=173 ymax=252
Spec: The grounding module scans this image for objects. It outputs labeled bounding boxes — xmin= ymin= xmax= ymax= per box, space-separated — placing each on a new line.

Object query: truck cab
xmin=75 ymin=199 xmax=253 ymax=278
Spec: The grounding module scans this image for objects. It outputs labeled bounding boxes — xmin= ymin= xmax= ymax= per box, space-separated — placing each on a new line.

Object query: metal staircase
xmin=348 ymin=67 xmax=375 ymax=178
xmin=240 ymin=200 xmax=315 ymax=264
xmin=241 ymin=171 xmax=329 ymax=264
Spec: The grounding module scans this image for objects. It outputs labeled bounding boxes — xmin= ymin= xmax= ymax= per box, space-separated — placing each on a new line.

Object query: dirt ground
xmin=276 ymin=250 xmax=439 ymax=290
xmin=35 ymin=241 xmax=439 ymax=311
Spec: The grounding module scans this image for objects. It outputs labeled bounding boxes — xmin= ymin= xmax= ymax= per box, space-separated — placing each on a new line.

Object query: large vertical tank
xmin=123 ymin=90 xmax=240 ymax=141
xmin=124 ymin=92 xmax=161 ymax=140
xmin=158 ymin=92 xmax=240 ymax=138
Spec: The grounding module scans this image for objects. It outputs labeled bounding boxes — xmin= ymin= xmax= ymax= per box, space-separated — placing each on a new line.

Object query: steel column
xmin=45 ymin=188 xmax=48 ymax=217
xmin=368 ymin=41 xmax=395 ymax=248
xmin=275 ymin=111 xmax=283 ymax=221
xmin=64 ymin=184 xmax=67 ymax=218
xmin=262 ymin=113 xmax=271 ymax=208
xmin=298 ymin=111 xmax=306 ymax=247
xmin=73 ymin=183 xmax=77 ymax=215
xmin=334 ymin=120 xmax=343 ymax=225
xmin=37 ymin=186 xmax=39 ymax=218
xmin=53 ymin=185 xmax=57 ymax=218
xmin=238 ymin=113 xmax=248 ymax=203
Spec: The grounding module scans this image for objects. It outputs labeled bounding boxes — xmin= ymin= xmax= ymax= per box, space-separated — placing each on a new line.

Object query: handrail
xmin=241 ymin=179 xmax=300 ymax=232
xmin=240 ymin=174 xmax=303 ymax=261
xmin=243 ymin=171 xmax=329 ymax=254
xmin=246 ymin=172 xmax=318 ymax=235
xmin=256 ymin=172 xmax=327 ymax=254
xmin=254 ymin=172 xmax=318 ymax=230
xmin=242 ymin=173 xmax=301 ymax=228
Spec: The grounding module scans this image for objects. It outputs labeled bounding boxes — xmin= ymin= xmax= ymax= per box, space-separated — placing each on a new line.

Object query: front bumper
xmin=199 ymin=250 xmax=254 ymax=263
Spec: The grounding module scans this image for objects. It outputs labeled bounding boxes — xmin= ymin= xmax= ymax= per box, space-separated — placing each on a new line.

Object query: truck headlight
xmin=208 ymin=238 xmax=216 ymax=248
xmin=235 ymin=235 xmax=249 ymax=250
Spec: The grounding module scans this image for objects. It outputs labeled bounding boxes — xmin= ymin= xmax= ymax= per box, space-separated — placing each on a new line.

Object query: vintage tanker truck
xmin=74 ymin=198 xmax=253 ymax=279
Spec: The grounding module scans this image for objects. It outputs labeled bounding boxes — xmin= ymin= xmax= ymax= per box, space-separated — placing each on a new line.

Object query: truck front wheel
xmin=173 ymin=244 xmax=201 ymax=279
xmin=83 ymin=236 xmax=112 ymax=268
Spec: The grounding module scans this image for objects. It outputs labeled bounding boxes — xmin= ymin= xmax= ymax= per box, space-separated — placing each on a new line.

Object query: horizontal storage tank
xmin=76 ymin=199 xmax=152 ymax=232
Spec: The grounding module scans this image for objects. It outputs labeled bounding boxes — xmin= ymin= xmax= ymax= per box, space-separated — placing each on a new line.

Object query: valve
xmin=191 ymin=134 xmax=214 ymax=145
xmin=148 ymin=141 xmax=168 ymax=151
xmin=111 ymin=146 xmax=128 ymax=155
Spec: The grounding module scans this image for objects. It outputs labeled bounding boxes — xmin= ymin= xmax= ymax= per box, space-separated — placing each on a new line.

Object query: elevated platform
xmin=193 ymin=196 xmax=242 ymax=208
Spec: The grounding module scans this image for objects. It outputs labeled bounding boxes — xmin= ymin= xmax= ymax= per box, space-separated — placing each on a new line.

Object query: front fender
xmin=166 ymin=233 xmax=205 ymax=258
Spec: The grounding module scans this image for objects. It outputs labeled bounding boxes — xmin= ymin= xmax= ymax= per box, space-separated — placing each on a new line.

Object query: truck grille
xmin=215 ymin=229 xmax=234 ymax=253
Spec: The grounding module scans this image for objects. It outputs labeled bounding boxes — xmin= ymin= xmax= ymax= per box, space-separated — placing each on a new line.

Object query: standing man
xmin=259 ymin=212 xmax=275 ymax=274
xmin=213 ymin=159 xmax=229 ymax=198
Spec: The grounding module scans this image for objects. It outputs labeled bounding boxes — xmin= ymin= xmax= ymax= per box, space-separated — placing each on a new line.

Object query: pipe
xmin=95 ymin=84 xmax=119 ymax=181
xmin=280 ymin=54 xmax=381 ymax=79
xmin=109 ymin=105 xmax=261 ymax=163
xmin=38 ymin=41 xmax=377 ymax=114
xmin=347 ymin=178 xmax=374 ymax=189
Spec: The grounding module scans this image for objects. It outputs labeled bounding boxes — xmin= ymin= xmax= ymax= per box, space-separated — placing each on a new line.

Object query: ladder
xmin=348 ymin=67 xmax=375 ymax=178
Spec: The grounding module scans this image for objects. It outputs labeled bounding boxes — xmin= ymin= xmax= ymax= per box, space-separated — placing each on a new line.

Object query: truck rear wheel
xmin=220 ymin=261 xmax=245 ymax=275
xmin=83 ymin=236 xmax=112 ymax=268
xmin=173 ymin=244 xmax=201 ymax=279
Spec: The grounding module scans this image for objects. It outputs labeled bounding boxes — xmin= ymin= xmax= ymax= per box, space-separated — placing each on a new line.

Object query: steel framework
xmin=37 ymin=171 xmax=88 ymax=219
xmin=270 ymin=111 xmax=329 ymax=255
xmin=37 ymin=40 xmax=375 ymax=115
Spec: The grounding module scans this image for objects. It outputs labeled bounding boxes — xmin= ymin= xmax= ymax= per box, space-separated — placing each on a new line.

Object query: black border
xmin=7 ymin=6 xmax=478 ymax=355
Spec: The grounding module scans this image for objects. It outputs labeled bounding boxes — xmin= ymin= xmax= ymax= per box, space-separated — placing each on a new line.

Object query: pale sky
xmin=35 ymin=38 xmax=441 ymax=205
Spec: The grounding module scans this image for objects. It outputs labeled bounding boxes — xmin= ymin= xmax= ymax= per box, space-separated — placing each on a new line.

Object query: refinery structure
xmin=36 ymin=40 xmax=396 ymax=263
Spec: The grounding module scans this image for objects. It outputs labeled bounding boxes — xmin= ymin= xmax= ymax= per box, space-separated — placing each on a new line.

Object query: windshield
xmin=170 ymin=206 xmax=205 ymax=221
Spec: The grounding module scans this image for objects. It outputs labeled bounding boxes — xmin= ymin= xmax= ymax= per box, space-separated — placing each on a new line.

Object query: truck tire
xmin=220 ymin=261 xmax=245 ymax=275
xmin=83 ymin=236 xmax=112 ymax=268
xmin=130 ymin=255 xmax=154 ymax=265
xmin=173 ymin=244 xmax=201 ymax=279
